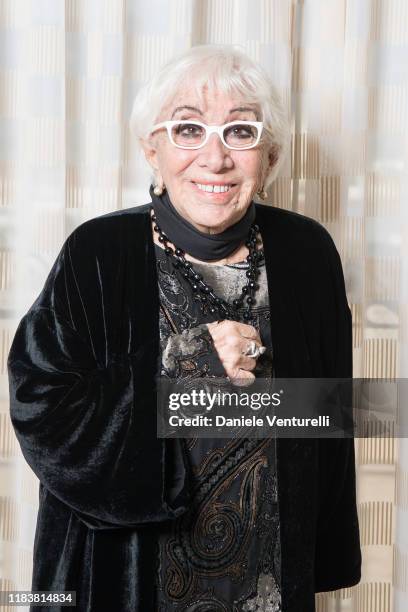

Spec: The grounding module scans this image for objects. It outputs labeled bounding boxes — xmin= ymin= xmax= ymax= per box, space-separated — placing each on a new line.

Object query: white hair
xmin=130 ymin=44 xmax=290 ymax=188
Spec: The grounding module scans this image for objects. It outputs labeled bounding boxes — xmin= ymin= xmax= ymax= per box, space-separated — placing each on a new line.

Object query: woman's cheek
xmin=237 ymin=182 xmax=255 ymax=207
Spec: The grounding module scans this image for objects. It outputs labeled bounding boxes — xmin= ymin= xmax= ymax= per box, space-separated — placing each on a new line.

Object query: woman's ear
xmin=140 ymin=137 xmax=160 ymax=172
xmin=268 ymin=144 xmax=280 ymax=170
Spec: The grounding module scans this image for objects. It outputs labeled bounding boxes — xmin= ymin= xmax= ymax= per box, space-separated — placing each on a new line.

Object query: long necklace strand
xmin=151 ymin=211 xmax=263 ymax=323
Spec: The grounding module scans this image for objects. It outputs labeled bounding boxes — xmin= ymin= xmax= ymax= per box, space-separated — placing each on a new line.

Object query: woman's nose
xmin=196 ymin=133 xmax=233 ymax=172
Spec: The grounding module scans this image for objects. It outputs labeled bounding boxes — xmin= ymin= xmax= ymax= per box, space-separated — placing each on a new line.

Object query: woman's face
xmin=142 ymin=86 xmax=274 ymax=234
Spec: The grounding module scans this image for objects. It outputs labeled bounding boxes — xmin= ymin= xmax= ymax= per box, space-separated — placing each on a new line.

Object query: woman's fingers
xmin=234 ymin=322 xmax=259 ymax=340
xmin=224 ymin=355 xmax=257 ymax=372
xmin=223 ymin=321 xmax=261 ymax=342
xmin=228 ymin=368 xmax=256 ymax=387
xmin=206 ymin=319 xmax=264 ymax=383
xmin=207 ymin=320 xmax=261 ymax=346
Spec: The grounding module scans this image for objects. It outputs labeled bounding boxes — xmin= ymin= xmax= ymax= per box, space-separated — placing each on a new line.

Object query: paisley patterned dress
xmin=154 ymin=243 xmax=282 ymax=612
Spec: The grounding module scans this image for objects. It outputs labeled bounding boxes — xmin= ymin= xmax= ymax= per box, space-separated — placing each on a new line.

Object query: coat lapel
xmin=255 ymin=204 xmax=313 ymax=378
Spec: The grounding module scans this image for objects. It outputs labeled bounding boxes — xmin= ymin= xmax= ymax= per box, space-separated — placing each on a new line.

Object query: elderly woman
xmin=8 ymin=45 xmax=360 ymax=612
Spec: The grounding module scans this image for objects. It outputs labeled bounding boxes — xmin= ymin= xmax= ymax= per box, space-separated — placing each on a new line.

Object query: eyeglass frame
xmin=150 ymin=120 xmax=264 ymax=150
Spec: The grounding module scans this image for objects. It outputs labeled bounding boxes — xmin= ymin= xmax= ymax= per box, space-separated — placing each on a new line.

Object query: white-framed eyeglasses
xmin=150 ymin=120 xmax=264 ymax=150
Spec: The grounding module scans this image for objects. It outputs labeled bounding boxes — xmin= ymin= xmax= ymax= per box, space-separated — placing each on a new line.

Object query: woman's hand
xmin=206 ymin=320 xmax=265 ymax=386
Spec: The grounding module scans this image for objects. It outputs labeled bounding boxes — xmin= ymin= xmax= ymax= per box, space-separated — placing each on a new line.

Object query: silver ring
xmin=244 ymin=341 xmax=266 ymax=359
xmin=244 ymin=340 xmax=256 ymax=357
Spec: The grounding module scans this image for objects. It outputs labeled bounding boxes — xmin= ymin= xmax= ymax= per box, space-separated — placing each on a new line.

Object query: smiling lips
xmin=193 ymin=181 xmax=237 ymax=193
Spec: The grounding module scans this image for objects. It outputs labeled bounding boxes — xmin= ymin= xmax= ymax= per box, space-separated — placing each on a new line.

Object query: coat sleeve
xmin=314 ymin=227 xmax=362 ymax=592
xmin=7 ymin=235 xmax=192 ymax=531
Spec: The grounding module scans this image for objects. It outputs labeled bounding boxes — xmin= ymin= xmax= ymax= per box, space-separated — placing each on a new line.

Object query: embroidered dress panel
xmin=154 ymin=244 xmax=281 ymax=612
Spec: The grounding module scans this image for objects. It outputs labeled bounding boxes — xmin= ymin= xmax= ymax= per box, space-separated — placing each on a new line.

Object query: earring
xmin=153 ymin=183 xmax=165 ymax=196
xmin=257 ymin=186 xmax=268 ymax=200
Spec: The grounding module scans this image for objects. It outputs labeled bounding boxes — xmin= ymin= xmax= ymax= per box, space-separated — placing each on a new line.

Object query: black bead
xmin=153 ymin=224 xmax=159 ymax=232
xmin=243 ymin=310 xmax=251 ymax=321
xmin=253 ymin=224 xmax=259 ymax=232
xmin=246 ymin=270 xmax=254 ymax=278
xmin=246 ymin=296 xmax=255 ymax=305
xmin=249 ymin=281 xmax=257 ymax=289
xmin=192 ymin=284 xmax=199 ymax=291
xmin=151 ymin=214 xmax=156 ymax=222
xmin=165 ymin=247 xmax=173 ymax=255
xmin=182 ymin=271 xmax=189 ymax=278
xmin=242 ymin=286 xmax=249 ymax=294
xmin=209 ymin=307 xmax=216 ymax=314
xmin=193 ymin=272 xmax=202 ymax=281
xmin=233 ymin=299 xmax=242 ymax=309
xmin=175 ymin=248 xmax=184 ymax=256
xmin=158 ymin=236 xmax=165 ymax=243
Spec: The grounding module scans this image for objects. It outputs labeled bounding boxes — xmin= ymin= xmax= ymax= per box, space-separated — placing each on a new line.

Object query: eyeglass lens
xmin=171 ymin=123 xmax=259 ymax=148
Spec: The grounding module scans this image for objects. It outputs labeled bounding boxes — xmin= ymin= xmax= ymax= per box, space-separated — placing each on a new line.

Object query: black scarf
xmin=149 ymin=184 xmax=256 ymax=262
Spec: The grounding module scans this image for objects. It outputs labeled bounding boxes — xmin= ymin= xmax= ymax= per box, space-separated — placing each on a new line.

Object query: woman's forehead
xmin=160 ymin=85 xmax=260 ymax=118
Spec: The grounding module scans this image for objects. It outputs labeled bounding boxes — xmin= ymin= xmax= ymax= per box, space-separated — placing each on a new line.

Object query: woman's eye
xmin=226 ymin=126 xmax=253 ymax=139
xmin=176 ymin=124 xmax=202 ymax=137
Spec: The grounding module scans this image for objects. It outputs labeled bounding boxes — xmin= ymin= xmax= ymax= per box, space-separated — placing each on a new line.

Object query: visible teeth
xmin=196 ymin=183 xmax=231 ymax=193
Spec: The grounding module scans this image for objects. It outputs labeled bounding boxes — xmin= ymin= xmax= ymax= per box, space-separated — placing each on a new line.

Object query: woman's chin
xmin=188 ymin=209 xmax=239 ymax=233
xmin=185 ymin=198 xmax=245 ymax=232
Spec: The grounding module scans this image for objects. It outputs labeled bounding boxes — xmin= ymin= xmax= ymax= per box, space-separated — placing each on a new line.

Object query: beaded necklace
xmin=151 ymin=210 xmax=263 ymax=323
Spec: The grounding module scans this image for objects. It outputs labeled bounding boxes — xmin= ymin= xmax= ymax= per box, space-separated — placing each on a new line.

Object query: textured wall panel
xmin=1 ymin=1 xmax=407 ymax=610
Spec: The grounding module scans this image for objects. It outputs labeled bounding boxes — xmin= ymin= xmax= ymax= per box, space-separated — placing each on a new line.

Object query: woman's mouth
xmin=191 ymin=182 xmax=237 ymax=196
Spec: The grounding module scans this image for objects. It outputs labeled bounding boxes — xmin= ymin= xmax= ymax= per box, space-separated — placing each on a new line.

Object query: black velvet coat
xmin=7 ymin=202 xmax=361 ymax=612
